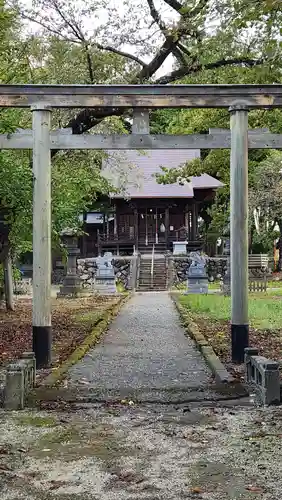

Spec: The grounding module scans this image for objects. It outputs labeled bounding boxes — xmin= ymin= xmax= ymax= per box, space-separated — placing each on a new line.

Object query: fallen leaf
xmin=246 ymin=485 xmax=263 ymax=492
xmin=190 ymin=486 xmax=203 ymax=494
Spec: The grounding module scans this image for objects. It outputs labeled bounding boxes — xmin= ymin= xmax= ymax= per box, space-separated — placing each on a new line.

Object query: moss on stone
xmin=15 ymin=414 xmax=58 ymax=428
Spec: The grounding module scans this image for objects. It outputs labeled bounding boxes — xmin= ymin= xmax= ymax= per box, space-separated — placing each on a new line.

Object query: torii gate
xmin=1 ymin=83 xmax=282 ymax=368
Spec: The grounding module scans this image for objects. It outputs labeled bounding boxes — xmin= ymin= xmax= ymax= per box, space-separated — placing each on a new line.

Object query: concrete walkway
xmin=68 ymin=293 xmax=216 ymax=402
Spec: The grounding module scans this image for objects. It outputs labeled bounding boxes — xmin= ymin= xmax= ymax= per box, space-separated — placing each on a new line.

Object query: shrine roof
xmin=102 ymin=149 xmax=223 ymax=199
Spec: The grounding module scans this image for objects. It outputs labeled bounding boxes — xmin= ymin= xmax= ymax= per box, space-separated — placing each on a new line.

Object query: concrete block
xmin=4 ymin=363 xmax=25 ymax=410
xmin=244 ymin=348 xmax=280 ymax=405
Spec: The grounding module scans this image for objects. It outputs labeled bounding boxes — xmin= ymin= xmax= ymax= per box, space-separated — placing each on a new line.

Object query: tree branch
xmin=156 ymin=57 xmax=265 ymax=84
xmin=95 ymin=44 xmax=147 ymax=67
xmin=172 ymin=46 xmax=187 ymax=66
xmin=162 ymin=0 xmax=183 ymax=12
xmin=19 ymin=12 xmax=80 ymax=43
xmin=147 ymin=0 xmax=187 ymax=66
xmin=66 ymin=107 xmax=126 ymax=134
xmin=147 ymin=0 xmax=167 ymax=33
xmin=52 ymin=0 xmax=84 ymax=41
xmin=84 ymin=44 xmax=94 ymax=83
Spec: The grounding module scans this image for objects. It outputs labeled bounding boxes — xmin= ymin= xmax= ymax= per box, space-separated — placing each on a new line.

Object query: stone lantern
xmin=57 ymin=228 xmax=85 ymax=297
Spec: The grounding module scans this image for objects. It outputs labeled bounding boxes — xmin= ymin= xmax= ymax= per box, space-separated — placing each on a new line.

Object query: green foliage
xmin=0 ymin=1 xmax=122 ymax=257
xmin=0 ymin=263 xmax=21 ymax=287
xmin=250 ymin=151 xmax=282 ymax=253
xmin=251 ymin=230 xmax=277 ymax=254
xmin=155 ymin=58 xmax=282 ymax=237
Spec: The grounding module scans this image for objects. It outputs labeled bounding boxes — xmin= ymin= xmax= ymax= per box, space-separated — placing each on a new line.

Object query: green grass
xmin=179 ymin=293 xmax=282 ymax=330
xmin=15 ymin=415 xmax=58 ymax=428
xmin=267 ymin=280 xmax=282 ymax=289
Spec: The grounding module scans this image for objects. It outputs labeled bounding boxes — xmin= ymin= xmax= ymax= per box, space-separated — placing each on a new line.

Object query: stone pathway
xmin=1 ymin=404 xmax=281 ymax=500
xmin=68 ymin=292 xmax=215 ymax=402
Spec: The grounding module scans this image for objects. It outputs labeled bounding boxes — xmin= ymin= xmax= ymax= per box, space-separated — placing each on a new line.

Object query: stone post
xmin=58 ymin=230 xmax=85 ymax=297
xmin=222 ymin=237 xmax=231 ymax=296
xmin=4 ymin=363 xmax=25 ymax=410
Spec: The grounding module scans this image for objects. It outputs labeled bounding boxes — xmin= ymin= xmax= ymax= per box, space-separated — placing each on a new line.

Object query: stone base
xmin=94 ymin=278 xmax=117 ymax=295
xmin=186 ymin=278 xmax=208 ymax=294
xmin=173 ymin=241 xmax=188 ymax=255
xmin=221 ymin=276 xmax=231 ymax=296
xmin=57 ymin=286 xmax=92 ymax=298
xmin=185 ymin=286 xmax=208 ymax=294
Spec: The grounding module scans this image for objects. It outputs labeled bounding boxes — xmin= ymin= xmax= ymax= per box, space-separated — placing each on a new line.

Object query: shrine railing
xmin=98 ymin=229 xmax=136 ymax=243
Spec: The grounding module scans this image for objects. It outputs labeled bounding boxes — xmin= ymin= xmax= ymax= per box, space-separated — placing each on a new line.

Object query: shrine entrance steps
xmin=137 ymin=255 xmax=167 ymax=291
xmin=138 ymin=242 xmax=167 ymax=254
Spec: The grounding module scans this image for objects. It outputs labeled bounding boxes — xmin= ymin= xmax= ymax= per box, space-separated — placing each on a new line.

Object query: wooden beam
xmin=1 ymin=130 xmax=282 ymax=150
xmin=1 ymin=84 xmax=282 ymax=108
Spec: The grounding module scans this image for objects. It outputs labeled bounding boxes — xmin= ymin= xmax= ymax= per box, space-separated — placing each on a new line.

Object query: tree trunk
xmin=3 ymin=249 xmax=14 ymax=311
xmin=277 ymin=224 xmax=282 ymax=272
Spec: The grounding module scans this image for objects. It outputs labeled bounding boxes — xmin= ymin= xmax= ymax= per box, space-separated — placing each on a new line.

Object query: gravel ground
xmin=67 ymin=293 xmax=214 ymax=402
xmin=1 ymin=402 xmax=282 ymax=500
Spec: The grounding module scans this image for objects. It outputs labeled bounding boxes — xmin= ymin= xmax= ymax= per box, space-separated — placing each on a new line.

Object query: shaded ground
xmin=67 ymin=293 xmax=217 ymax=403
xmin=0 ymin=296 xmax=119 ymax=368
xmin=1 ymin=402 xmax=282 ymax=499
xmin=178 ymin=294 xmax=282 ymax=380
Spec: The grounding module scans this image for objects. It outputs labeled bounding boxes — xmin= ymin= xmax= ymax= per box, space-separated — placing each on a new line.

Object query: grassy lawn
xmin=175 ymin=280 xmax=282 ymax=292
xmin=178 ymin=292 xmax=282 ymax=367
xmin=179 ymin=293 xmax=282 ymax=330
xmin=0 ymin=295 xmax=121 ymax=368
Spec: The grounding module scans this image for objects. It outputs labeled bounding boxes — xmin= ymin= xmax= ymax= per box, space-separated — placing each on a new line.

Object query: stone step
xmin=138 ymin=278 xmax=166 ymax=281
xmin=138 ymin=281 xmax=167 ymax=287
xmin=139 ymin=272 xmax=166 ymax=276
xmin=139 ymin=276 xmax=166 ymax=280
xmin=137 ymin=286 xmax=167 ymax=291
xmin=140 ymin=264 xmax=166 ymax=267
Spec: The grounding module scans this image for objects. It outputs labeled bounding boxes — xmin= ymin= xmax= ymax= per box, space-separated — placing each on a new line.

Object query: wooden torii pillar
xmin=32 ymin=105 xmax=52 ymax=368
xmin=229 ymin=104 xmax=249 ymax=363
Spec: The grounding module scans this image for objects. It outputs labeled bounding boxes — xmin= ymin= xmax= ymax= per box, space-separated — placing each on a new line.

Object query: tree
xmin=250 ymin=151 xmax=282 ymax=268
xmin=0 ymin=2 xmax=126 ymax=259
xmin=11 ymin=0 xmax=282 ymax=134
xmin=2 ymin=0 xmax=282 ymax=254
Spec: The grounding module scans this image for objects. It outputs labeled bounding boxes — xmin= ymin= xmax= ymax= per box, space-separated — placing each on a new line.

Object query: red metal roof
xmin=102 ymin=150 xmax=223 ymax=199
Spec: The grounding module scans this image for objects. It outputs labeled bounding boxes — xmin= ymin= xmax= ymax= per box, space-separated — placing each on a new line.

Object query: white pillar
xmin=32 ymin=105 xmax=52 ymax=368
xmin=229 ymin=104 xmax=249 ymax=363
